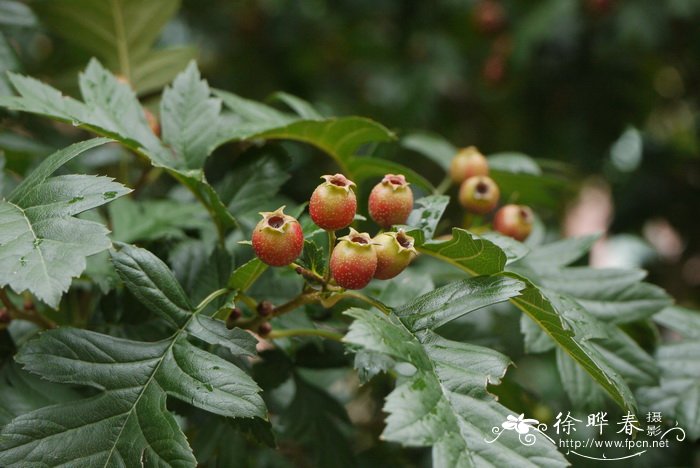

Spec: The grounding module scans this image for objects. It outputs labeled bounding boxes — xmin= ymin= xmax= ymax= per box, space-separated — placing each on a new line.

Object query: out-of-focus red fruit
xmin=373 ymin=230 xmax=417 ymax=280
xmin=368 ymin=174 xmax=414 ymax=228
xmin=330 ymin=229 xmax=377 ymax=289
xmin=450 ymin=146 xmax=489 ymax=184
xmin=309 ymin=173 xmax=357 ymax=230
xmin=473 ymin=0 xmax=506 ymax=35
xmin=251 ymin=206 xmax=304 ymax=266
xmin=459 ymin=176 xmax=500 ymax=214
xmin=482 ymin=53 xmax=506 ymax=86
xmin=493 ymin=204 xmax=534 ymax=241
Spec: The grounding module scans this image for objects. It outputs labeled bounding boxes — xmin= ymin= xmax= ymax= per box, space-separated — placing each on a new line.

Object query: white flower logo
xmin=485 ymin=413 xmax=554 ymax=446
xmin=502 ymin=414 xmax=539 ymax=435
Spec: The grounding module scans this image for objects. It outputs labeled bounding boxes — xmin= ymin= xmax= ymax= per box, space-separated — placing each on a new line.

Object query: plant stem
xmin=434 ymin=175 xmax=452 ymax=195
xmin=268 ymin=328 xmax=343 ymax=341
xmin=235 ymin=292 xmax=258 ymax=311
xmin=324 ymin=230 xmax=336 ymax=283
xmin=196 ymin=288 xmax=230 ymax=312
xmin=338 ymin=291 xmax=391 ymax=314
xmin=0 ymin=289 xmax=57 ymax=329
xmin=240 ymin=292 xmax=321 ymax=331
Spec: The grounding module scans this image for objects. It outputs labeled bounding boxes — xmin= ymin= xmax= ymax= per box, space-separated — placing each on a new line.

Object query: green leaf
xmin=480 ymin=232 xmax=530 ymax=264
xmin=394 ymin=276 xmax=524 ymax=332
xmin=0 ymin=62 xmax=237 ymax=236
xmin=0 ymin=244 xmax=265 ymax=467
xmin=161 ymin=61 xmax=222 ymax=169
xmin=415 ymin=228 xmax=508 ymax=276
xmin=268 ymin=91 xmax=323 ymax=119
xmin=401 ymin=131 xmax=457 ymax=170
xmin=487 ymin=152 xmax=542 ymax=175
xmin=345 ymin=156 xmax=435 ymax=192
xmin=401 ymin=195 xmax=449 ymax=240
xmin=218 ymin=155 xmax=291 ymax=217
xmin=215 ymin=89 xmax=395 ymax=173
xmin=345 ymin=276 xmax=566 ymax=467
xmin=297 ymin=239 xmax=325 ymax=276
xmin=639 ymin=341 xmax=700 ymax=440
xmin=653 ymin=306 xmax=700 ymax=339
xmin=108 ymin=197 xmax=209 ymax=243
xmin=0 ymin=139 xmax=129 ymax=307
xmin=516 ymin=234 xmax=600 ymax=270
xmin=0 ymin=1 xmax=37 ymax=27
xmin=227 ymin=258 xmax=268 ymax=292
xmin=0 ymin=363 xmax=79 ymax=427
xmin=31 ymin=0 xmax=193 ymax=93
xmin=507 ymin=275 xmax=638 ymax=412
xmin=536 ymin=267 xmax=671 ymax=323
xmin=281 ymin=375 xmax=356 ymax=468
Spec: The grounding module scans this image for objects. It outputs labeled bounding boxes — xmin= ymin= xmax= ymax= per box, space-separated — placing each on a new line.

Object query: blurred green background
xmin=1 ymin=1 xmax=699 ymax=466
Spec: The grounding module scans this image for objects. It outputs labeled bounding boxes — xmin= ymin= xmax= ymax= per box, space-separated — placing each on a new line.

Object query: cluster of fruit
xmin=450 ymin=146 xmax=534 ymax=241
xmin=251 ymin=174 xmax=417 ymax=290
xmin=250 ymin=148 xmax=535 ymax=291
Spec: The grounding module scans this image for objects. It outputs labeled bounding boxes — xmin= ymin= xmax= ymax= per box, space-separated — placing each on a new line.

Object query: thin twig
xmin=0 ymin=289 xmax=57 ymax=329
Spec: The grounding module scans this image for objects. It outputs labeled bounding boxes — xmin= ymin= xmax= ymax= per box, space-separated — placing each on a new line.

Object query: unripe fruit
xmin=493 ymin=204 xmax=534 ymax=241
xmin=258 ymin=322 xmax=272 ymax=337
xmin=330 ymin=228 xmax=377 ymax=289
xmin=449 ymin=146 xmax=489 ymax=184
xmin=309 ymin=174 xmax=357 ymax=230
xmin=459 ymin=176 xmax=500 ymax=214
xmin=251 ymin=206 xmax=304 ymax=266
xmin=373 ymin=230 xmax=417 ymax=280
xmin=144 ymin=108 xmax=161 ymax=137
xmin=368 ymin=174 xmax=414 ymax=228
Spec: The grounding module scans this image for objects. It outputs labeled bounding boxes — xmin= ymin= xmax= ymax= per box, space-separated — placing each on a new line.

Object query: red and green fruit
xmin=373 ymin=230 xmax=417 ymax=280
xmin=449 ymin=146 xmax=489 ymax=183
xmin=330 ymin=228 xmax=377 ymax=289
xmin=493 ymin=204 xmax=534 ymax=241
xmin=368 ymin=174 xmax=414 ymax=228
xmin=251 ymin=206 xmax=304 ymax=266
xmin=458 ymin=176 xmax=500 ymax=214
xmin=309 ymin=173 xmax=357 ymax=230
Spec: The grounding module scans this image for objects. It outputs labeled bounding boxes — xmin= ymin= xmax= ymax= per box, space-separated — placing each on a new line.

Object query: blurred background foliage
xmin=1 ymin=0 xmax=699 ymax=465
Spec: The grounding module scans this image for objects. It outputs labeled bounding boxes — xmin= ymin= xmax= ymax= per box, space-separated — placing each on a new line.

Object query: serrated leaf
xmin=161 ymin=61 xmax=221 ymax=169
xmin=0 ymin=139 xmax=128 ymax=307
xmin=480 ymin=231 xmax=530 ymax=264
xmin=639 ymin=341 xmax=700 ymax=440
xmin=394 ymin=276 xmax=524 ymax=332
xmin=506 ymin=274 xmax=638 ymax=412
xmin=0 ymin=244 xmax=265 ymax=466
xmin=0 ymin=61 xmax=236 ymax=236
xmin=415 ymin=227 xmax=507 ymax=276
xmin=345 ymin=295 xmax=566 ymax=467
xmin=537 ymin=267 xmax=671 ymax=323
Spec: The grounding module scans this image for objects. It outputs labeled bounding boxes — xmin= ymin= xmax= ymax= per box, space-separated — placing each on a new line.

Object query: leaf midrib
xmin=103 ymin=308 xmax=199 ymax=466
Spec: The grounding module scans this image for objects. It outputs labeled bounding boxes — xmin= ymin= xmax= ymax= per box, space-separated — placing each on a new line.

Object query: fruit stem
xmin=0 ymin=289 xmax=57 ymax=329
xmin=268 ymin=328 xmax=343 ymax=341
xmin=434 ymin=175 xmax=452 ymax=195
xmin=235 ymin=292 xmax=258 ymax=312
xmin=239 ymin=292 xmax=321 ymax=331
xmin=324 ymin=230 xmax=336 ymax=284
xmin=337 ymin=291 xmax=391 ymax=315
